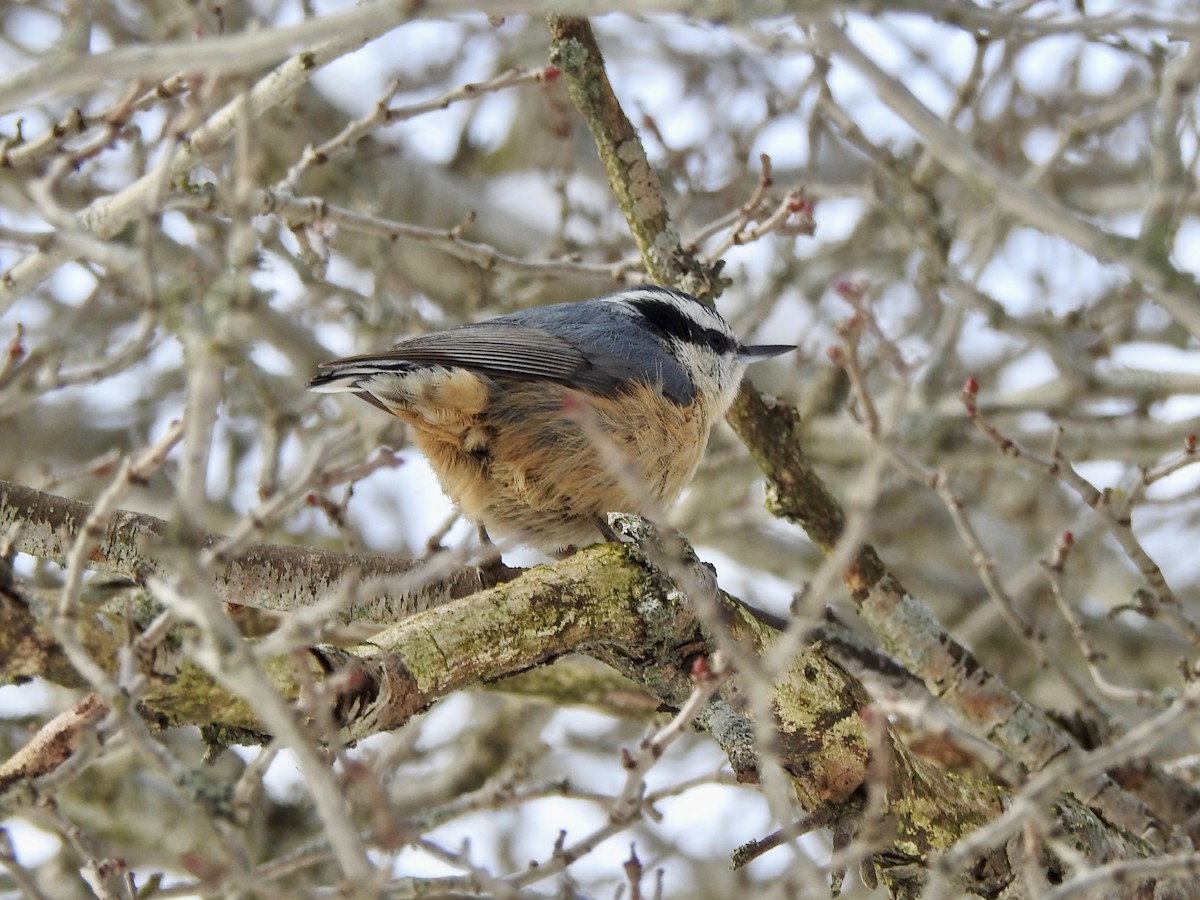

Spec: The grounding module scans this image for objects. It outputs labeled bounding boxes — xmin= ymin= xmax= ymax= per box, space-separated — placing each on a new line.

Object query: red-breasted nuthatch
xmin=309 ymin=285 xmax=794 ymax=550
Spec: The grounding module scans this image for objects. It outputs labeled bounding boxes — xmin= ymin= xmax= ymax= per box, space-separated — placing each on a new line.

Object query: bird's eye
xmin=704 ymin=330 xmax=735 ymax=354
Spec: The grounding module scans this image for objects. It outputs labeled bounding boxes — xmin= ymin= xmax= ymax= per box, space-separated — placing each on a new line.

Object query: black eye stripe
xmin=629 ymin=299 xmax=737 ymax=355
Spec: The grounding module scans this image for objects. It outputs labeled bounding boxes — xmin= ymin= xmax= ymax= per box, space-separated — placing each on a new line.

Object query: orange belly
xmin=399 ymin=380 xmax=710 ymax=549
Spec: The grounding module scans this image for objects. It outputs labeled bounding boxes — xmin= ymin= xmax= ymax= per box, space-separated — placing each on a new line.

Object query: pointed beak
xmin=740 ymin=343 xmax=796 ymax=363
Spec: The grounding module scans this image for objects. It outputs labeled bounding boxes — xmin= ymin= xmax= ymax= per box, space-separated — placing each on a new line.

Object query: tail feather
xmin=308 ymin=368 xmax=366 ymax=393
xmin=308 ymin=363 xmax=410 ymax=415
xmin=308 ymin=359 xmax=421 ymax=393
xmin=309 ymin=360 xmax=490 ymax=420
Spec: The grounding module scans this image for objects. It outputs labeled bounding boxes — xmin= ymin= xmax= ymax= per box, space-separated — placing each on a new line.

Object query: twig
xmin=962 ymin=379 xmax=1200 ymax=641
xmin=1041 ymin=531 xmax=1164 ymax=706
xmin=504 ymin=657 xmax=727 ymax=889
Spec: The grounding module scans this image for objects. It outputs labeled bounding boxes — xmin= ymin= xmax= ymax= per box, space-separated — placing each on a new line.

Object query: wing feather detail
xmin=311 ymin=322 xmax=619 ymax=394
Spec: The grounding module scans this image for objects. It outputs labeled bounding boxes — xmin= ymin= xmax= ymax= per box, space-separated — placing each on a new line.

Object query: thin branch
xmin=813 ymin=20 xmax=1200 ymax=342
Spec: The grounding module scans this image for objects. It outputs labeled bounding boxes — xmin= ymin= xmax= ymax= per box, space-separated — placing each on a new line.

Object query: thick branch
xmin=547 ymin=15 xmax=723 ymax=297
xmin=0 ymin=479 xmax=502 ymax=625
xmin=3 ymin=533 xmax=1004 ymax=879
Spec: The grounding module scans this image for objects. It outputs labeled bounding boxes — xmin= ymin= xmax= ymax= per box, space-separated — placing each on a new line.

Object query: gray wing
xmin=314 ymin=298 xmax=695 ymax=404
xmin=314 ymin=321 xmax=625 ymax=396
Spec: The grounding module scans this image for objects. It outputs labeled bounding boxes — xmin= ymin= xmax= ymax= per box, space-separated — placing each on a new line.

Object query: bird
xmin=309 ymin=285 xmax=794 ymax=550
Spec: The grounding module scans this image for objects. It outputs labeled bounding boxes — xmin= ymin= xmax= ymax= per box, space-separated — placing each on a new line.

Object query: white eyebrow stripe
xmin=602 ymin=287 xmax=732 ymax=336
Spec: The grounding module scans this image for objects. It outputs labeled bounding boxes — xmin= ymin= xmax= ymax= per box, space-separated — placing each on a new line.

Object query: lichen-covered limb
xmin=324 ymin=542 xmax=1005 ymax=877
xmin=0 ymin=478 xmax=501 ymax=624
xmin=2 ymin=497 xmax=1003 ymax=881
